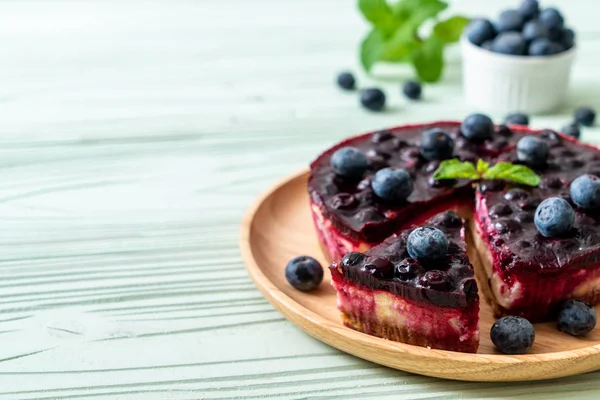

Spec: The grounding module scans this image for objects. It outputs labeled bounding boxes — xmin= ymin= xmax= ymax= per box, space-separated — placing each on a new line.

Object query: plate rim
xmin=239 ymin=168 xmax=600 ymax=381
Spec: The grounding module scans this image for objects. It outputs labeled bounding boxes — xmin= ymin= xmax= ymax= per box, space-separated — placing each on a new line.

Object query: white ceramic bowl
xmin=461 ymin=38 xmax=576 ymax=115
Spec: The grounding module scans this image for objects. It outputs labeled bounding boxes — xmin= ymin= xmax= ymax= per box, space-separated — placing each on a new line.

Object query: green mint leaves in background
xmin=433 ymin=159 xmax=541 ymax=187
xmin=358 ymin=0 xmax=469 ymax=82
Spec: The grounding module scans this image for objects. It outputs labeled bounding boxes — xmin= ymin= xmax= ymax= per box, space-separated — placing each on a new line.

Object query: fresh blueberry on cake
xmin=504 ymin=112 xmax=529 ymax=126
xmin=570 ymin=174 xmax=600 ymax=209
xmin=329 ymin=211 xmax=480 ymax=353
xmin=561 ymin=122 xmax=581 ymax=139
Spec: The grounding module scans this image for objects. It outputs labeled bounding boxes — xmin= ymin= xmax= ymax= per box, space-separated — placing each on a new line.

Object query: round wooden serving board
xmin=240 ymin=169 xmax=600 ymax=382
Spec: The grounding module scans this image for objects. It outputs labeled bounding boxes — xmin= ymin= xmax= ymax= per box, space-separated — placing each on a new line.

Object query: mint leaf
xmin=393 ymin=0 xmax=447 ymax=23
xmin=477 ymin=159 xmax=489 ymax=175
xmin=412 ymin=35 xmax=444 ymax=82
xmin=380 ymin=25 xmax=419 ymax=62
xmin=433 ymin=16 xmax=470 ymax=43
xmin=361 ymin=29 xmax=386 ymax=72
xmin=483 ymin=162 xmax=541 ymax=187
xmin=433 ymin=159 xmax=479 ymax=180
xmin=358 ymin=0 xmax=397 ymax=34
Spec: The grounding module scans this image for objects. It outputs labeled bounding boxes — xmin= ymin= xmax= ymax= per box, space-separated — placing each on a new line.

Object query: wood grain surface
xmin=1 ymin=0 xmax=600 ymax=398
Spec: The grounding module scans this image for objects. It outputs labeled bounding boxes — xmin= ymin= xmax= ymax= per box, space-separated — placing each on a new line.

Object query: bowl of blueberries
xmin=462 ymin=0 xmax=576 ymax=114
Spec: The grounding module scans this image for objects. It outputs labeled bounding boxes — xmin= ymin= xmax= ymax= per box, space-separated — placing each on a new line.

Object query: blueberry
xmin=336 ymin=71 xmax=356 ymax=90
xmin=561 ymin=122 xmax=581 ymax=139
xmin=466 ymin=19 xmax=496 ymax=46
xmin=534 ymin=197 xmax=575 ymax=238
xmin=360 ymin=88 xmax=386 ymax=111
xmin=504 ymin=112 xmax=529 ymax=126
xmin=495 ymin=10 xmax=524 ymax=33
xmin=557 ymin=300 xmax=597 ymax=336
xmin=371 ymin=168 xmax=414 ymax=203
xmin=331 ymin=147 xmax=368 ymax=179
xmin=285 ymin=256 xmax=323 ymax=292
xmin=407 ymin=226 xmax=449 ymax=263
xmin=539 ymin=7 xmax=565 ymax=30
xmin=491 ymin=32 xmax=526 ymax=55
xmin=490 ymin=316 xmax=535 ymax=354
xmin=461 ymin=113 xmax=494 ymax=141
xmin=517 ymin=135 xmax=549 ymax=166
xmin=402 ymin=80 xmax=422 ymax=100
xmin=574 ymin=106 xmax=596 ymax=126
xmin=420 ymin=128 xmax=454 ymax=161
xmin=570 ymin=174 xmax=600 ymax=209
xmin=561 ymin=28 xmax=575 ymax=49
xmin=522 ymin=21 xmax=549 ymax=42
xmin=518 ymin=0 xmax=539 ymax=21
xmin=528 ymin=38 xmax=564 ymax=56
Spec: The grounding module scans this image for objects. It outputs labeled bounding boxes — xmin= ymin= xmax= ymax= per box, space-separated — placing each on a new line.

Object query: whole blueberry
xmin=495 ymin=10 xmax=524 ymax=33
xmin=466 ymin=19 xmax=496 ymax=46
xmin=360 ymin=88 xmax=386 ymax=111
xmin=528 ymin=38 xmax=564 ymax=56
xmin=491 ymin=316 xmax=535 ymax=354
xmin=522 ymin=21 xmax=549 ymax=42
xmin=517 ymin=135 xmax=549 ymax=166
xmin=557 ymin=300 xmax=597 ymax=336
xmin=420 ymin=128 xmax=454 ymax=161
xmin=336 ymin=71 xmax=356 ymax=90
xmin=518 ymin=0 xmax=539 ymax=21
xmin=561 ymin=28 xmax=575 ymax=49
xmin=285 ymin=256 xmax=323 ymax=292
xmin=561 ymin=122 xmax=581 ymax=139
xmin=402 ymin=80 xmax=422 ymax=100
xmin=331 ymin=147 xmax=368 ymax=179
xmin=491 ymin=32 xmax=526 ymax=55
xmin=570 ymin=174 xmax=600 ymax=209
xmin=371 ymin=168 xmax=414 ymax=203
xmin=574 ymin=106 xmax=596 ymax=126
xmin=461 ymin=113 xmax=494 ymax=141
xmin=407 ymin=226 xmax=449 ymax=263
xmin=534 ymin=197 xmax=575 ymax=238
xmin=539 ymin=7 xmax=565 ymax=30
xmin=504 ymin=112 xmax=529 ymax=126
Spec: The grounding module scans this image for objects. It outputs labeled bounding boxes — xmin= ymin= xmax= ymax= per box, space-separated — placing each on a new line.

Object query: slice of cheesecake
xmin=330 ymin=211 xmax=480 ymax=353
xmin=472 ymin=132 xmax=600 ymax=321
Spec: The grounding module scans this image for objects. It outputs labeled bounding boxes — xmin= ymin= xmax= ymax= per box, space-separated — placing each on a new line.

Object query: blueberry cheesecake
xmin=309 ymin=117 xmax=600 ymax=350
xmin=329 ymin=211 xmax=480 ymax=353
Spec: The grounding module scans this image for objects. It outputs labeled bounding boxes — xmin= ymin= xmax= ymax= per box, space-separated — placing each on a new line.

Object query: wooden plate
xmin=240 ymin=169 xmax=600 ymax=382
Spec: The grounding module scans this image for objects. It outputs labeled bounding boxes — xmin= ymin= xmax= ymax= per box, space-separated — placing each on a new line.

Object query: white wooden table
xmin=1 ymin=0 xmax=599 ymax=398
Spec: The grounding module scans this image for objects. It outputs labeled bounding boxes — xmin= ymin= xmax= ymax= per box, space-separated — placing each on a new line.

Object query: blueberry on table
xmin=466 ymin=19 xmax=496 ymax=46
xmin=420 ymin=128 xmax=454 ymax=161
xmin=491 ymin=32 xmax=526 ymax=55
xmin=331 ymin=146 xmax=368 ymax=179
xmin=407 ymin=226 xmax=449 ymax=263
xmin=517 ymin=135 xmax=549 ymax=166
xmin=461 ymin=113 xmax=494 ymax=141
xmin=570 ymin=174 xmax=600 ymax=209
xmin=534 ymin=197 xmax=575 ymax=238
xmin=285 ymin=256 xmax=323 ymax=292
xmin=495 ymin=10 xmax=524 ymax=33
xmin=522 ymin=21 xmax=549 ymax=42
xmin=491 ymin=316 xmax=535 ymax=354
xmin=360 ymin=88 xmax=386 ymax=112
xmin=504 ymin=112 xmax=529 ymax=126
xmin=557 ymin=300 xmax=597 ymax=336
xmin=574 ymin=106 xmax=596 ymax=126
xmin=528 ymin=38 xmax=563 ymax=56
xmin=336 ymin=71 xmax=355 ymax=90
xmin=402 ymin=80 xmax=422 ymax=100
xmin=371 ymin=168 xmax=414 ymax=203
xmin=518 ymin=0 xmax=539 ymax=21
xmin=561 ymin=122 xmax=581 ymax=139
xmin=539 ymin=7 xmax=565 ymax=30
